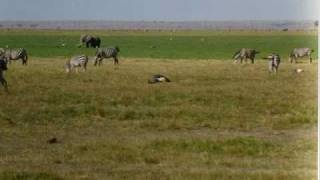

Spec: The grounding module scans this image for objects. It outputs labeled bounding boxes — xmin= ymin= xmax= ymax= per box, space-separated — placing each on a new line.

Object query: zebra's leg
xmin=94 ymin=56 xmax=99 ymax=66
xmin=23 ymin=55 xmax=28 ymax=65
xmin=240 ymin=57 xmax=243 ymax=63
xmin=0 ymin=78 xmax=8 ymax=93
xmin=309 ymin=55 xmax=312 ymax=64
xmin=251 ymin=58 xmax=254 ymax=64
xmin=294 ymin=55 xmax=298 ymax=63
xmin=113 ymin=57 xmax=119 ymax=65
xmin=98 ymin=58 xmax=103 ymax=66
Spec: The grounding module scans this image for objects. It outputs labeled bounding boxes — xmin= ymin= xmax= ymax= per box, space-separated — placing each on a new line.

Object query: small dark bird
xmin=47 ymin=137 xmax=58 ymax=144
xmin=148 ymin=74 xmax=171 ymax=84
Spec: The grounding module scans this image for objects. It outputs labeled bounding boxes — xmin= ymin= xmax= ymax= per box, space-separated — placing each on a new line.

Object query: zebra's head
xmin=115 ymin=46 xmax=120 ymax=52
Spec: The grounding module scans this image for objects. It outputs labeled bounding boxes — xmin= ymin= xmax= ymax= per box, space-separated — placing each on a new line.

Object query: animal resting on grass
xmin=148 ymin=74 xmax=171 ymax=84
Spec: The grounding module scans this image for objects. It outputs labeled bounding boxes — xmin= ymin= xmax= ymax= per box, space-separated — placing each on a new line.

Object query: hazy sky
xmin=0 ymin=0 xmax=318 ymax=21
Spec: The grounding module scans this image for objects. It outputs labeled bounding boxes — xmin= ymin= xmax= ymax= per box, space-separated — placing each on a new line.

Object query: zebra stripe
xmin=94 ymin=46 xmax=120 ymax=66
xmin=289 ymin=48 xmax=313 ymax=64
xmin=233 ymin=48 xmax=259 ymax=64
xmin=267 ymin=54 xmax=281 ymax=73
xmin=65 ymin=55 xmax=88 ymax=73
xmin=3 ymin=48 xmax=28 ymax=65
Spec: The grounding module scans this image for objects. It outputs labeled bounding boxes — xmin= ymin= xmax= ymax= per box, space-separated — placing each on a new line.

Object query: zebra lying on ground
xmin=94 ymin=46 xmax=120 ymax=66
xmin=148 ymin=74 xmax=171 ymax=84
xmin=0 ymin=48 xmax=28 ymax=65
xmin=289 ymin=48 xmax=313 ymax=64
xmin=65 ymin=55 xmax=88 ymax=73
xmin=233 ymin=48 xmax=259 ymax=64
xmin=0 ymin=58 xmax=8 ymax=92
xmin=263 ymin=53 xmax=281 ymax=73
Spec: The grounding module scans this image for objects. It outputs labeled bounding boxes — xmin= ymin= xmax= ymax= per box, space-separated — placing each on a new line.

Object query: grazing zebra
xmin=0 ymin=58 xmax=8 ymax=92
xmin=1 ymin=48 xmax=28 ymax=65
xmin=148 ymin=74 xmax=171 ymax=84
xmin=289 ymin=48 xmax=314 ymax=64
xmin=233 ymin=48 xmax=259 ymax=64
xmin=264 ymin=53 xmax=281 ymax=73
xmin=65 ymin=55 xmax=88 ymax=73
xmin=79 ymin=34 xmax=101 ymax=48
xmin=94 ymin=46 xmax=120 ymax=66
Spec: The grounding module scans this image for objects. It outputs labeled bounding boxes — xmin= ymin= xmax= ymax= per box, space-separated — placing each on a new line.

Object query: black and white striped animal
xmin=264 ymin=53 xmax=281 ymax=73
xmin=289 ymin=48 xmax=314 ymax=64
xmin=94 ymin=46 xmax=120 ymax=66
xmin=0 ymin=48 xmax=28 ymax=65
xmin=233 ymin=48 xmax=259 ymax=64
xmin=65 ymin=55 xmax=88 ymax=73
xmin=0 ymin=58 xmax=8 ymax=92
xmin=79 ymin=34 xmax=101 ymax=48
xmin=148 ymin=74 xmax=171 ymax=84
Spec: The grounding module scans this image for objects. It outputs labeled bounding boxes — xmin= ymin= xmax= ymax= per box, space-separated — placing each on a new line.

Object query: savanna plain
xmin=0 ymin=29 xmax=317 ymax=179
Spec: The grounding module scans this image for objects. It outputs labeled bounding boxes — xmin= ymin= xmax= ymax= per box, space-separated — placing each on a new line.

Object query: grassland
xmin=0 ymin=30 xmax=317 ymax=179
xmin=0 ymin=29 xmax=317 ymax=60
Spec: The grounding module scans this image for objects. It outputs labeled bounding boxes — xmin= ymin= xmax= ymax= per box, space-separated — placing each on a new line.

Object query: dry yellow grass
xmin=0 ymin=58 xmax=317 ymax=179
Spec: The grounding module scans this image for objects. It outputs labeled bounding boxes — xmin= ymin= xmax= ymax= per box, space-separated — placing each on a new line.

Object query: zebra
xmin=1 ymin=48 xmax=28 ymax=65
xmin=233 ymin=48 xmax=259 ymax=64
xmin=79 ymin=34 xmax=101 ymax=48
xmin=289 ymin=48 xmax=314 ymax=64
xmin=263 ymin=53 xmax=281 ymax=73
xmin=0 ymin=58 xmax=8 ymax=92
xmin=94 ymin=46 xmax=120 ymax=66
xmin=65 ymin=55 xmax=88 ymax=73
xmin=148 ymin=74 xmax=171 ymax=84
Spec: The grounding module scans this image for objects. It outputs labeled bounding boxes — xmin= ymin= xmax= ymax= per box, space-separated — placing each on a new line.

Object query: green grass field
xmin=0 ymin=29 xmax=317 ymax=60
xmin=0 ymin=30 xmax=317 ymax=179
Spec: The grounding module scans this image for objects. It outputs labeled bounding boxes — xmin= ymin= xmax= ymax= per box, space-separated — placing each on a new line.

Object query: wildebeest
xmin=0 ymin=58 xmax=8 ymax=92
xmin=0 ymin=48 xmax=28 ymax=65
xmin=65 ymin=55 xmax=88 ymax=73
xmin=263 ymin=53 xmax=281 ymax=73
xmin=79 ymin=34 xmax=101 ymax=48
xmin=233 ymin=48 xmax=259 ymax=64
xmin=94 ymin=46 xmax=120 ymax=66
xmin=148 ymin=74 xmax=171 ymax=84
xmin=289 ymin=48 xmax=314 ymax=64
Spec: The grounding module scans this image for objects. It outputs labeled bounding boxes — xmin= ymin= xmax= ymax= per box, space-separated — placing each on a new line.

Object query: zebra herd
xmin=0 ymin=33 xmax=316 ymax=92
xmin=232 ymin=47 xmax=314 ymax=73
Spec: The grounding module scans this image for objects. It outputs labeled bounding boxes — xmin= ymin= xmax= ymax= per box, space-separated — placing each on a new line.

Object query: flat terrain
xmin=0 ymin=57 xmax=317 ymax=179
xmin=0 ymin=29 xmax=317 ymax=60
xmin=0 ymin=30 xmax=317 ymax=179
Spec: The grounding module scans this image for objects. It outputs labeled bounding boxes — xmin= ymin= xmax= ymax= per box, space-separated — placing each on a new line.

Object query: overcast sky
xmin=0 ymin=0 xmax=318 ymax=21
